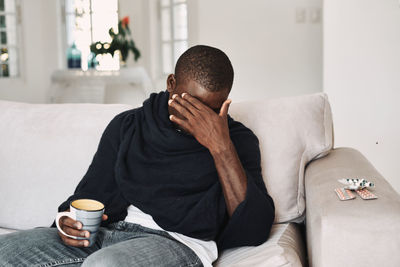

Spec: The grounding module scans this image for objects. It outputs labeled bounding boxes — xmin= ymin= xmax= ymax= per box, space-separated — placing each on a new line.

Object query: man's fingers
xmin=181 ymin=93 xmax=206 ymax=110
xmin=62 ymin=225 xmax=90 ymax=238
xmin=174 ymin=94 xmax=200 ymax=115
xmin=59 ymin=232 xmax=89 ymax=247
xmin=168 ymin=96 xmax=192 ymax=119
xmin=60 ymin=216 xmax=82 ymax=229
xmin=169 ymin=115 xmax=190 ymax=131
xmin=219 ymin=99 xmax=232 ymax=117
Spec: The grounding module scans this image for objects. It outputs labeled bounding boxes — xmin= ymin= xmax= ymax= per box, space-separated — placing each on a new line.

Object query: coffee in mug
xmin=56 ymin=199 xmax=104 ymax=246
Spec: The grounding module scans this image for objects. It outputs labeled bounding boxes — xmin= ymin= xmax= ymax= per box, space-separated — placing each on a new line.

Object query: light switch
xmin=296 ymin=7 xmax=306 ymax=24
xmin=309 ymin=7 xmax=321 ymax=23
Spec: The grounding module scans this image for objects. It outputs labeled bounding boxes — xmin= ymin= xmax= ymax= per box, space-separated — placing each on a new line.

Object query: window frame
xmin=0 ymin=0 xmax=22 ymax=79
xmin=158 ymin=0 xmax=188 ymax=75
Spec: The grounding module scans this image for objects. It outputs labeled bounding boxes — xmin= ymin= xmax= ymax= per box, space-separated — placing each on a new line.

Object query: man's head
xmin=167 ymin=45 xmax=234 ymax=115
xmin=174 ymin=45 xmax=234 ymax=94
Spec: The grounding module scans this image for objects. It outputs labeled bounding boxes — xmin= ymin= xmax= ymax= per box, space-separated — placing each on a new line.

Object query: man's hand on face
xmin=57 ymin=209 xmax=108 ymax=247
xmin=168 ymin=93 xmax=232 ymax=154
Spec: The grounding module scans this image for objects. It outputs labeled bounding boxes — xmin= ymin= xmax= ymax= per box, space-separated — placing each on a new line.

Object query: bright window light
xmin=64 ymin=0 xmax=119 ymax=71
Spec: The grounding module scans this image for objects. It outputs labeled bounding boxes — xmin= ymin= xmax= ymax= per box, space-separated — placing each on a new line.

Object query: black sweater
xmin=52 ymin=90 xmax=275 ymax=251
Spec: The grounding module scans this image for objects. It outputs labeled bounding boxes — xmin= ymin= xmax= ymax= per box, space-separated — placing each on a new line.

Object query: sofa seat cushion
xmin=214 ymin=223 xmax=306 ymax=267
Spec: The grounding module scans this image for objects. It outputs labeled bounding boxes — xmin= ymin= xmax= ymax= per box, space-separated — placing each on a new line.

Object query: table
xmin=50 ymin=67 xmax=153 ymax=106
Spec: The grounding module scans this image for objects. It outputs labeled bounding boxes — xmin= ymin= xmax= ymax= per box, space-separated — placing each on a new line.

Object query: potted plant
xmin=90 ymin=16 xmax=141 ymax=67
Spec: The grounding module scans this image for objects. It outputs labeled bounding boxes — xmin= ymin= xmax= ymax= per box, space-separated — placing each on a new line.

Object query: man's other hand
xmin=57 ymin=210 xmax=108 ymax=247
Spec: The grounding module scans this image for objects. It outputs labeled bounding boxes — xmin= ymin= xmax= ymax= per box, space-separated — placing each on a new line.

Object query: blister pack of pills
xmin=338 ymin=178 xmax=375 ymax=190
xmin=335 ymin=178 xmax=378 ymax=201
xmin=334 ymin=188 xmax=356 ymax=201
xmin=355 ymin=188 xmax=378 ymax=200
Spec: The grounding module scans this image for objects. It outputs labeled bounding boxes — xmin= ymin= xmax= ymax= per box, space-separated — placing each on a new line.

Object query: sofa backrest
xmin=0 ymin=92 xmax=333 ymax=229
xmin=0 ymin=100 xmax=132 ymax=230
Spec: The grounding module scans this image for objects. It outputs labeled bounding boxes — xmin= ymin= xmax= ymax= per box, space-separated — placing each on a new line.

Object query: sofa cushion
xmin=229 ymin=92 xmax=333 ymax=222
xmin=214 ymin=223 xmax=305 ymax=267
xmin=0 ymin=100 xmax=132 ymax=230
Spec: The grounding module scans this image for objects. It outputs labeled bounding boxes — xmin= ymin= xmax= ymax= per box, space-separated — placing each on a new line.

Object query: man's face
xmin=166 ymin=74 xmax=230 ymax=121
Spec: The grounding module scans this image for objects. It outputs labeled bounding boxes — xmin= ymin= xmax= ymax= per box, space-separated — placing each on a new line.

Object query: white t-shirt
xmin=124 ymin=205 xmax=218 ymax=267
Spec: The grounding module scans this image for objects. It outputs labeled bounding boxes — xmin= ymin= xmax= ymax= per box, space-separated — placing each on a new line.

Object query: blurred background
xmin=0 ymin=0 xmax=399 ymax=193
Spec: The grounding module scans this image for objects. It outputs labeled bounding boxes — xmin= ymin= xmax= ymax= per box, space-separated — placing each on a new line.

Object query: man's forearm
xmin=167 ymin=92 xmax=248 ymax=216
xmin=210 ymin=140 xmax=247 ymax=217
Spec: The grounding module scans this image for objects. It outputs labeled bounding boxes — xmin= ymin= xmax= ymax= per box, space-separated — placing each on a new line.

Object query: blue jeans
xmin=0 ymin=221 xmax=204 ymax=267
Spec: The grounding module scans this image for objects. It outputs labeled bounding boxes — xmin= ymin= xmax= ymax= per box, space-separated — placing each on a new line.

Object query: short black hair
xmin=174 ymin=45 xmax=234 ymax=92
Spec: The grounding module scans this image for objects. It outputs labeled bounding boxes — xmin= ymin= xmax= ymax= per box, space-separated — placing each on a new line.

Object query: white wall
xmin=324 ymin=0 xmax=400 ymax=192
xmin=188 ymin=0 xmax=323 ymax=102
xmin=0 ymin=0 xmax=61 ymax=103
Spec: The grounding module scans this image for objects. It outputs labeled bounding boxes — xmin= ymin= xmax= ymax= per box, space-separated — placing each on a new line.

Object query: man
xmin=0 ymin=45 xmax=275 ymax=266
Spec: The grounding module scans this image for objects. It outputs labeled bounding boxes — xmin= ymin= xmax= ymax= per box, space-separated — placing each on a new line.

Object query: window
xmin=159 ymin=0 xmax=188 ymax=74
xmin=0 ymin=0 xmax=19 ymax=78
xmin=63 ymin=0 xmax=119 ymax=71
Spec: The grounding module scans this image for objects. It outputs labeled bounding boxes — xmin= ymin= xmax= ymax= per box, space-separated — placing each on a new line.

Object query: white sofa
xmin=1 ymin=92 xmax=400 ymax=267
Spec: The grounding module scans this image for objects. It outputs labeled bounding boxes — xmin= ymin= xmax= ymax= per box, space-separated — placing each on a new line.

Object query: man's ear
xmin=166 ymin=74 xmax=176 ymax=93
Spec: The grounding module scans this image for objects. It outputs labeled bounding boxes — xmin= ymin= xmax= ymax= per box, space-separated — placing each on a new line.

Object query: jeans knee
xmin=82 ymin=250 xmax=126 ymax=267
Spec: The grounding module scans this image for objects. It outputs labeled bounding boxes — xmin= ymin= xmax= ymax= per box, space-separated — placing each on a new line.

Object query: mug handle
xmin=56 ymin=211 xmax=78 ymax=239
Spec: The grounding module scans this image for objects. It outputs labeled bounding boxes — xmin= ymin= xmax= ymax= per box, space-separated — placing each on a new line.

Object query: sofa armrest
xmin=305 ymin=147 xmax=400 ymax=267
